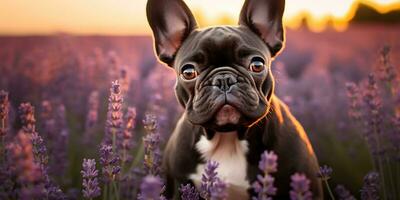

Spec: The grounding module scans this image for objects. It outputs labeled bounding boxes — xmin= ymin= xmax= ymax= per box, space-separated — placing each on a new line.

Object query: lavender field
xmin=0 ymin=24 xmax=399 ymax=199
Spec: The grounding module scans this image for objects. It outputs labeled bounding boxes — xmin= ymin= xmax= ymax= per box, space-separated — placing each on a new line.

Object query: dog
xmin=146 ymin=0 xmax=323 ymax=199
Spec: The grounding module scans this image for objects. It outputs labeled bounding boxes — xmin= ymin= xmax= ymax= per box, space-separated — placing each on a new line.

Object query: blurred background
xmin=0 ymin=0 xmax=399 ymax=199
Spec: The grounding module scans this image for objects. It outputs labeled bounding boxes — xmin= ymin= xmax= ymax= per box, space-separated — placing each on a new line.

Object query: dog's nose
xmin=212 ymin=73 xmax=237 ymax=91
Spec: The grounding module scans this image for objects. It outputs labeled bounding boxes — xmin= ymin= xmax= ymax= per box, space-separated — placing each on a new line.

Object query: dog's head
xmin=147 ymin=0 xmax=285 ymax=134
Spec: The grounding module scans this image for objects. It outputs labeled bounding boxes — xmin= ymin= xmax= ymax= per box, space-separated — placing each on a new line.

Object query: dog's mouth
xmin=205 ymin=104 xmax=244 ymax=133
xmin=214 ymin=104 xmax=241 ymax=126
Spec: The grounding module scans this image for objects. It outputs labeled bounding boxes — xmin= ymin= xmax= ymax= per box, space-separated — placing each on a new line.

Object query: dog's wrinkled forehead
xmin=174 ymin=26 xmax=271 ymax=69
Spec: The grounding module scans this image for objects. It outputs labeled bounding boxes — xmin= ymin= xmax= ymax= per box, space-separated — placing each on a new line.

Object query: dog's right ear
xmin=146 ymin=0 xmax=198 ymax=66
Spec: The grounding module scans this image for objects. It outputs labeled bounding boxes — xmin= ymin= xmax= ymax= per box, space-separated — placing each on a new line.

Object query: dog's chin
xmin=215 ymin=105 xmax=240 ymax=126
xmin=207 ymin=105 xmax=244 ymax=132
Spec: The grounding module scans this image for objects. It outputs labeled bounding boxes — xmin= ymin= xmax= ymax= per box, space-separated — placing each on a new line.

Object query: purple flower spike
xmin=138 ymin=175 xmax=166 ymax=200
xmin=317 ymin=165 xmax=333 ymax=181
xmin=121 ymin=107 xmax=136 ymax=164
xmin=30 ymin=131 xmax=49 ymax=168
xmin=335 ymin=185 xmax=356 ymax=200
xmin=8 ymin=131 xmax=46 ymax=199
xmin=378 ymin=45 xmax=396 ymax=83
xmin=362 ymin=74 xmax=384 ymax=157
xmin=99 ymin=144 xmax=121 ymax=183
xmin=105 ymin=80 xmax=124 ymax=145
xmin=361 ymin=171 xmax=380 ymax=200
xmin=289 ymin=173 xmax=313 ymax=200
xmin=210 ymin=178 xmax=228 ymax=200
xmin=81 ymin=159 xmax=101 ymax=199
xmin=85 ymin=91 xmax=99 ymax=130
xmin=252 ymin=150 xmax=278 ymax=200
xmin=179 ymin=184 xmax=200 ymax=200
xmin=345 ymin=82 xmax=362 ymax=121
xmin=259 ymin=151 xmax=278 ymax=174
xmin=18 ymin=103 xmax=36 ymax=133
xmin=143 ymin=113 xmax=162 ymax=176
xmin=143 ymin=114 xmax=157 ymax=133
xmin=18 ymin=103 xmax=49 ymax=170
xmin=0 ymin=90 xmax=9 ymax=137
xmin=200 ymin=160 xmax=219 ymax=199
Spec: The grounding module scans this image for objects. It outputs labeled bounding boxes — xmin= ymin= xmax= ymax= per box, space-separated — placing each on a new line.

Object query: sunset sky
xmin=0 ymin=0 xmax=399 ymax=35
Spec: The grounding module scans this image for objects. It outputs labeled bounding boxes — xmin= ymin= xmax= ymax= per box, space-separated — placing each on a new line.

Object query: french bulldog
xmin=146 ymin=0 xmax=323 ymax=199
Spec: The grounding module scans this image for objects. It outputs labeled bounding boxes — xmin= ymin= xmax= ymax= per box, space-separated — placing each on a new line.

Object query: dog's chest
xmin=189 ymin=132 xmax=249 ymax=199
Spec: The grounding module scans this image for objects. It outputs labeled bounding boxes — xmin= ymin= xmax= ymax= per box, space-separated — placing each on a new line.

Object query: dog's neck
xmin=191 ymin=131 xmax=250 ymax=199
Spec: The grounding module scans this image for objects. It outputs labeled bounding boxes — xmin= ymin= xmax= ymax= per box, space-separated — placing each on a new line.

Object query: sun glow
xmin=0 ymin=0 xmax=399 ymax=35
xmin=189 ymin=0 xmax=400 ymax=32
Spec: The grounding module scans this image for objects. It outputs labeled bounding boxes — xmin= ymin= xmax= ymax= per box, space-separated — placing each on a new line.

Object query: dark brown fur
xmin=146 ymin=0 xmax=323 ymax=199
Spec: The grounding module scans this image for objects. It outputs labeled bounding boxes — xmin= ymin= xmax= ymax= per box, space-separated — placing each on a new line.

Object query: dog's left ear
xmin=146 ymin=0 xmax=198 ymax=66
xmin=239 ymin=0 xmax=285 ymax=57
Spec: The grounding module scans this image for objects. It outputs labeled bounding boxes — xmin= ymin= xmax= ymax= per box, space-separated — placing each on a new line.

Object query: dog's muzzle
xmin=211 ymin=72 xmax=238 ymax=92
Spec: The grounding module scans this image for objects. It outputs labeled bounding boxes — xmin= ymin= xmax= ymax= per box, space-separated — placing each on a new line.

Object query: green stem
xmin=384 ymin=155 xmax=396 ymax=199
xmin=375 ymin=139 xmax=387 ymax=199
xmin=103 ymin=184 xmax=108 ymax=200
xmin=130 ymin=140 xmax=144 ymax=169
xmin=324 ymin=180 xmax=336 ymax=200
xmin=121 ymin=150 xmax=126 ymax=172
xmin=112 ymin=181 xmax=120 ymax=200
xmin=112 ymin=131 xmax=116 ymax=153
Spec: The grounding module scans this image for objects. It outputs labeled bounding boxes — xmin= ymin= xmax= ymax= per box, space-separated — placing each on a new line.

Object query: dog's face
xmin=147 ymin=0 xmax=285 ymax=133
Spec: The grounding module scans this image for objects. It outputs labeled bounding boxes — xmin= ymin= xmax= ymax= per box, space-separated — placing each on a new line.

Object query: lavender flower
xmin=39 ymin=101 xmax=57 ymax=175
xmin=143 ymin=114 xmax=162 ymax=176
xmin=200 ymin=160 xmax=218 ymax=199
xmin=393 ymin=114 xmax=400 ymax=161
xmin=30 ymin=131 xmax=49 ymax=169
xmin=39 ymin=100 xmax=56 ymax=141
xmin=363 ymin=75 xmax=383 ymax=135
xmin=45 ymin=185 xmax=67 ymax=200
xmin=361 ymin=171 xmax=380 ymax=200
xmin=107 ymin=51 xmax=122 ymax=82
xmin=119 ymin=68 xmax=131 ymax=96
xmin=105 ymin=80 xmax=124 ymax=145
xmin=138 ymin=175 xmax=166 ymax=200
xmin=143 ymin=114 xmax=157 ymax=133
xmin=19 ymin=102 xmax=36 ymax=133
xmin=17 ymin=102 xmax=66 ymax=199
xmin=289 ymin=173 xmax=312 ymax=200
xmin=252 ymin=151 xmax=278 ymax=200
xmin=85 ymin=91 xmax=99 ymax=130
xmin=378 ymin=45 xmax=396 ymax=84
xmin=259 ymin=151 xmax=278 ymax=174
xmin=81 ymin=159 xmax=101 ymax=199
xmin=0 ymin=90 xmax=9 ymax=137
xmin=8 ymin=131 xmax=46 ymax=199
xmin=121 ymin=107 xmax=136 ymax=164
xmin=51 ymin=104 xmax=69 ymax=178
xmin=317 ymin=165 xmax=332 ymax=181
xmin=335 ymin=185 xmax=356 ymax=200
xmin=18 ymin=103 xmax=49 ymax=169
xmin=9 ymin=131 xmax=42 ymax=183
xmin=210 ymin=178 xmax=228 ymax=200
xmin=180 ymin=184 xmax=200 ymax=200
xmin=99 ymin=144 xmax=121 ymax=183
xmin=317 ymin=165 xmax=335 ymax=200
xmin=345 ymin=82 xmax=362 ymax=121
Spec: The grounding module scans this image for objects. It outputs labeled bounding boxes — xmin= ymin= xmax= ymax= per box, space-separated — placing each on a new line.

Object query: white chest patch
xmin=189 ymin=132 xmax=249 ymax=198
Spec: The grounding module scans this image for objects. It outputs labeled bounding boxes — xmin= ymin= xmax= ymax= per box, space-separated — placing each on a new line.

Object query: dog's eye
xmin=181 ymin=64 xmax=198 ymax=80
xmin=249 ymin=57 xmax=265 ymax=73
